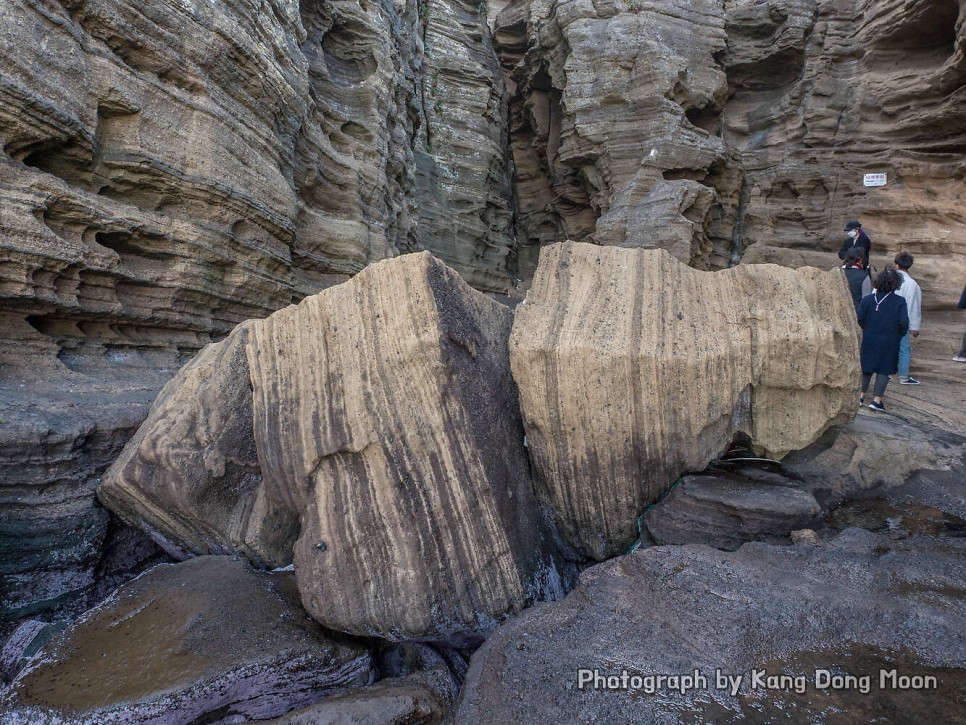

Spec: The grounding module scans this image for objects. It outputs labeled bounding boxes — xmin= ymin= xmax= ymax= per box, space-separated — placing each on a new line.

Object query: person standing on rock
xmin=954 ymin=282 xmax=966 ymax=362
xmin=857 ymin=268 xmax=909 ymax=412
xmin=841 ymin=247 xmax=872 ymax=310
xmin=894 ymin=252 xmax=922 ymax=385
xmin=838 ymin=220 xmax=872 ymax=271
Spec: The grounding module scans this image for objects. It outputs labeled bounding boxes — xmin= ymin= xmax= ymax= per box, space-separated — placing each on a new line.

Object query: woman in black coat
xmin=857 ymin=268 xmax=909 ymax=411
xmin=955 ymin=283 xmax=966 ymax=362
xmin=841 ymin=247 xmax=871 ymax=309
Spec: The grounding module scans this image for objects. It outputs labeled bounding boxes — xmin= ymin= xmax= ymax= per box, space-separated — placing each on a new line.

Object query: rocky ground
xmin=451 ymin=309 xmax=966 ymax=724
xmin=2 ymin=0 xmax=965 ymax=721
xmin=1 ymin=253 xmax=964 ymax=723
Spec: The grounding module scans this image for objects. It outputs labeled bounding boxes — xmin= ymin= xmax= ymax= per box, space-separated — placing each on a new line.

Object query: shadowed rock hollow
xmin=510 ymin=241 xmax=860 ymax=561
xmin=100 ymin=252 xmax=566 ymax=644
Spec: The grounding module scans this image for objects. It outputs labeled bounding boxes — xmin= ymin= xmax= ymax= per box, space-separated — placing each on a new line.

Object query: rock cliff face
xmin=722 ymin=0 xmax=966 ymax=306
xmin=495 ymin=0 xmax=742 ymax=276
xmin=510 ymin=242 xmax=859 ymax=560
xmin=100 ymin=253 xmax=565 ymax=643
xmin=494 ymin=0 xmax=966 ymax=300
xmin=0 ymin=0 xmax=515 ymax=625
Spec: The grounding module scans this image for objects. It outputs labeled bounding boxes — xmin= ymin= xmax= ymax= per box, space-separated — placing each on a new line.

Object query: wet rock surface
xmin=456 ymin=529 xmax=966 ymax=724
xmin=0 ymin=556 xmax=375 ymax=724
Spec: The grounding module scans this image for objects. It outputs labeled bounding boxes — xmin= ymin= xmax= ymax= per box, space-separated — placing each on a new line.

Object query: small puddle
xmin=679 ymin=644 xmax=966 ymax=724
xmin=827 ymin=498 xmax=966 ymax=538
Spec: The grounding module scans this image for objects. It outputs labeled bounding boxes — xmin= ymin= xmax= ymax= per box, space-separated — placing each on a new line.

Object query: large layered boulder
xmin=510 ymin=241 xmax=859 ymax=560
xmin=98 ymin=322 xmax=294 ymax=567
xmin=0 ymin=557 xmax=374 ymax=724
xmin=100 ymin=252 xmax=565 ymax=643
xmin=1 ymin=0 xmax=516 ymax=625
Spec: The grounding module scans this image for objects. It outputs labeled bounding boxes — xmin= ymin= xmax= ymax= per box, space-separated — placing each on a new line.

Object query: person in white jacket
xmin=894 ymin=252 xmax=922 ymax=384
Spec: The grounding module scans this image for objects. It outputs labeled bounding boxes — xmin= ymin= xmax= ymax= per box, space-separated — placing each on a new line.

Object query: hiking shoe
xmin=954 ymin=356 xmax=966 ymax=362
xmin=868 ymin=401 xmax=886 ymax=412
xmin=899 ymin=377 xmax=920 ymax=385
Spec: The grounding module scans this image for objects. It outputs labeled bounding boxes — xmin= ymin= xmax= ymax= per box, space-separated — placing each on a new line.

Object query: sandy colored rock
xmin=101 ymin=252 xmax=565 ymax=643
xmin=510 ymin=241 xmax=859 ymax=560
xmin=99 ymin=322 xmax=295 ymax=567
xmin=251 ymin=252 xmax=564 ymax=642
xmin=0 ymin=557 xmax=374 ymax=724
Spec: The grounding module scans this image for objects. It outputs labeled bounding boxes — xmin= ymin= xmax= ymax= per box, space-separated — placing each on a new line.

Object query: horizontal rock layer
xmin=0 ymin=0 xmax=515 ymax=624
xmin=642 ymin=472 xmax=822 ymax=551
xmin=100 ymin=252 xmax=565 ymax=643
xmin=510 ymin=241 xmax=859 ymax=560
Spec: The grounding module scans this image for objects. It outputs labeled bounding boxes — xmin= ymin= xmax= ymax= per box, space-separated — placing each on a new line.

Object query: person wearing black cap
xmin=838 ymin=220 xmax=872 ymax=270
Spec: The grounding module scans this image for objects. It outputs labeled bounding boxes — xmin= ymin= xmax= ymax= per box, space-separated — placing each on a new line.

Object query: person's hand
xmin=911 ymin=330 xmax=919 ymax=337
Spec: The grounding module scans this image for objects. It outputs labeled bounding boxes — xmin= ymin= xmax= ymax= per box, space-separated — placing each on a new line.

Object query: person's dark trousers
xmin=861 ymin=372 xmax=889 ymax=398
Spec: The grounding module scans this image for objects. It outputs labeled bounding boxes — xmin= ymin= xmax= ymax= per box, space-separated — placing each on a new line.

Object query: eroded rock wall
xmin=495 ymin=0 xmax=744 ymax=277
xmin=0 ymin=0 xmax=514 ymax=625
xmin=723 ymin=0 xmax=966 ymax=305
xmin=495 ymin=0 xmax=966 ymax=300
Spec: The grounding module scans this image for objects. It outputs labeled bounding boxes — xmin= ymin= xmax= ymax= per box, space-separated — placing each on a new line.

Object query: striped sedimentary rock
xmin=509 ymin=241 xmax=859 ymax=561
xmin=101 ymin=252 xmax=563 ymax=642
xmin=248 ymin=252 xmax=562 ymax=642
xmin=98 ymin=322 xmax=296 ymax=568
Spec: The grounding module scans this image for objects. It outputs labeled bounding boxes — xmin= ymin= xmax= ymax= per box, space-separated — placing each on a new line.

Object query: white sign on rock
xmin=864 ymin=173 xmax=887 ymax=187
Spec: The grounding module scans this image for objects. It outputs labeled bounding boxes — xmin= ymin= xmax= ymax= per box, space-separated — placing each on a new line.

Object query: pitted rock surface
xmin=510 ymin=241 xmax=859 ymax=560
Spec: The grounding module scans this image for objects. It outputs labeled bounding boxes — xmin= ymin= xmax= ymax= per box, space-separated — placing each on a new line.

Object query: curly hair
xmin=873 ymin=267 xmax=903 ymax=294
